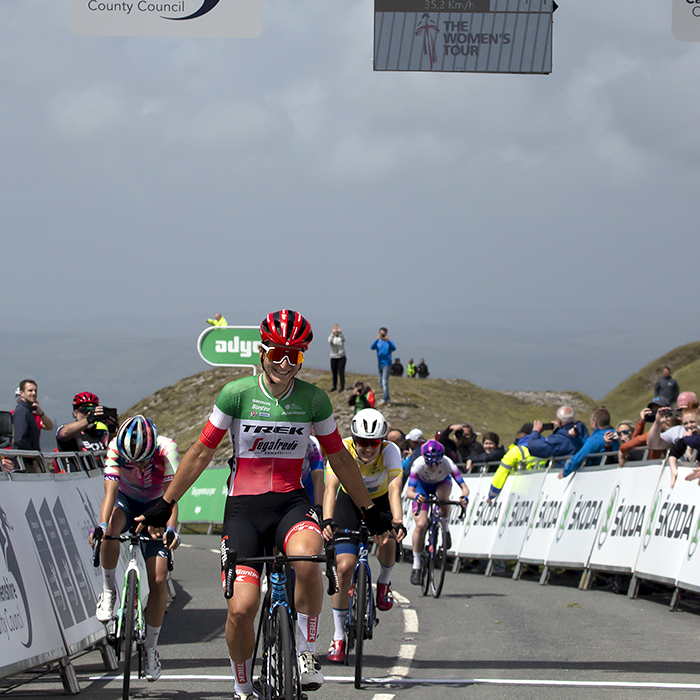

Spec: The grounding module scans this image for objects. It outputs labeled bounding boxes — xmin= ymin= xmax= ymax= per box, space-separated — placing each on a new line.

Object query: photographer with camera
xmin=646 ymin=391 xmax=698 ymax=453
xmin=56 ymin=392 xmax=119 ymax=470
xmin=438 ymin=423 xmax=484 ymax=464
xmin=528 ymin=406 xmax=589 ymax=460
xmin=617 ymin=398 xmax=674 ymax=467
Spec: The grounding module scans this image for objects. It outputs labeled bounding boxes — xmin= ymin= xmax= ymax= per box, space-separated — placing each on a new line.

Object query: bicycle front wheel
xmin=268 ymin=605 xmax=296 ymax=700
xmin=122 ymin=570 xmax=138 ymax=700
xmin=430 ymin=520 xmax=449 ymax=598
xmin=352 ymin=564 xmax=369 ymax=689
xmin=420 ymin=542 xmax=432 ymax=597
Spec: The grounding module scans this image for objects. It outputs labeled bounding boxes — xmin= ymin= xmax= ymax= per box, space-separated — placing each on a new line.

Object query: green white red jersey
xmin=199 ymin=374 xmax=343 ymax=496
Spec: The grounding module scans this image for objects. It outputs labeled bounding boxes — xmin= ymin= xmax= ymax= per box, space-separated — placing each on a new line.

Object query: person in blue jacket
xmin=528 ymin=406 xmax=589 ymax=459
xmin=371 ymin=327 xmax=396 ymax=404
xmin=559 ymin=407 xmax=618 ymax=479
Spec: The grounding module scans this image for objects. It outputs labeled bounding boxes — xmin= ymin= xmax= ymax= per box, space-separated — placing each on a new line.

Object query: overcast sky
xmin=3 ymin=1 xmax=700 ymax=406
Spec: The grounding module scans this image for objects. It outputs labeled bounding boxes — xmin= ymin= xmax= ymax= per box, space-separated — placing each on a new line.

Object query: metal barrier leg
xmin=670 ymin=587 xmax=681 ymax=612
xmin=99 ymin=639 xmax=118 ymax=671
xmin=579 ymin=569 xmax=593 ymax=591
xmin=538 ymin=565 xmax=550 ymax=586
xmin=484 ymin=560 xmax=494 ymax=577
xmin=627 ymin=575 xmax=640 ymax=600
xmin=452 ymin=556 xmax=461 ymax=573
xmin=512 ymin=561 xmax=523 ymax=580
xmin=58 ymin=657 xmax=80 ymax=695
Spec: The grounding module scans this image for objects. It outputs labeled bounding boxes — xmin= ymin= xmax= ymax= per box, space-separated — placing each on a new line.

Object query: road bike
xmin=335 ymin=523 xmax=380 ymax=689
xmin=222 ymin=543 xmax=338 ymax=700
xmin=93 ymin=527 xmax=174 ymax=700
xmin=418 ymin=496 xmax=465 ymax=599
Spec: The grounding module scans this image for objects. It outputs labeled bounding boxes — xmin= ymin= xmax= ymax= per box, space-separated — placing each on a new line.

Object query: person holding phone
xmin=527 ymin=405 xmax=589 ymax=459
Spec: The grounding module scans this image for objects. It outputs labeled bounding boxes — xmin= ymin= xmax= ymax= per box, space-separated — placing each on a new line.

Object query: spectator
xmin=654 ymin=365 xmax=679 ymax=406
xmin=559 ymin=407 xmax=619 ymax=479
xmin=387 ymin=428 xmax=405 ymax=447
xmin=486 ymin=426 xmax=539 ymax=502
xmin=527 ymin=406 xmax=589 ymax=459
xmin=371 ymin=327 xmax=396 ymax=404
xmin=402 ymin=428 xmax=425 ymax=482
xmin=465 ymin=432 xmax=505 ymax=472
xmin=417 ymin=358 xmax=430 ymax=379
xmin=605 ymin=420 xmax=644 ymax=462
xmin=56 ymin=392 xmax=119 ymax=471
xmin=646 ymin=391 xmax=699 ymax=452
xmin=618 ymin=399 xmax=673 ymax=467
xmin=13 ymin=380 xmax=54 ymax=449
xmin=390 ymin=358 xmax=404 ymax=377
xmin=406 ymin=358 xmax=417 ymax=378
xmin=12 ymin=379 xmax=53 ymax=472
xmin=15 ymin=386 xmax=54 ymax=437
xmin=348 ymin=382 xmax=375 ymax=415
xmin=206 ymin=313 xmax=228 ymax=327
xmin=328 ymin=324 xmax=347 ymax=392
xmin=666 ymin=406 xmax=700 ymax=487
xmin=438 ymin=423 xmax=484 ymax=463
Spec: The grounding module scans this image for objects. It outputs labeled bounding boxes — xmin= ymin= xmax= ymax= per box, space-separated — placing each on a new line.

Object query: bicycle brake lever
xmin=324 ymin=545 xmax=339 ymax=596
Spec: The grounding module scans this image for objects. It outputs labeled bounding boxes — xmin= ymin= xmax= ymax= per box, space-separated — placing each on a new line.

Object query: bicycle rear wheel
xmin=429 ymin=520 xmax=449 ymax=598
xmin=122 ymin=570 xmax=138 ymax=700
xmin=352 ymin=564 xmax=369 ymax=689
xmin=268 ymin=605 xmax=296 ymax=700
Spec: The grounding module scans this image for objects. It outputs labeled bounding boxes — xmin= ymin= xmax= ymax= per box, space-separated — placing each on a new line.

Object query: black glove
xmin=321 ymin=518 xmax=335 ymax=532
xmin=140 ymin=497 xmax=175 ymax=528
xmin=314 ymin=504 xmax=324 ymax=521
xmin=361 ymin=505 xmax=393 ymax=536
xmin=93 ymin=525 xmax=104 ymax=542
xmin=394 ymin=523 xmax=407 ymax=540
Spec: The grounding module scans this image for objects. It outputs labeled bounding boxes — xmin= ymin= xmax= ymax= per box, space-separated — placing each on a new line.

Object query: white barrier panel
xmin=0 ymin=475 xmax=71 ymax=677
xmin=518 ymin=469 xmax=576 ymax=565
xmin=634 ymin=465 xmax=698 ymax=585
xmin=448 ymin=473 xmax=482 ymax=555
xmin=8 ymin=474 xmax=107 ymax=655
xmin=676 ymin=468 xmax=700 ymax=593
xmin=489 ymin=469 xmax=548 ymax=561
xmin=457 ymin=472 xmax=511 ymax=559
xmin=545 ymin=464 xmax=619 ymax=569
xmin=588 ymin=461 xmax=665 ymax=574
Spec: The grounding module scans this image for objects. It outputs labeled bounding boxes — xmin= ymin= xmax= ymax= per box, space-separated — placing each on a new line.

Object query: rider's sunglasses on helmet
xmin=354 ymin=437 xmax=382 ymax=449
xmin=261 ymin=344 xmax=304 ymax=365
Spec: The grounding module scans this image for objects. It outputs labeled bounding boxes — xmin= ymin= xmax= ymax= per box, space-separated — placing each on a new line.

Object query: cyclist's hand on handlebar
xmin=321 ymin=518 xmax=336 ymax=542
xmin=90 ymin=522 xmax=107 ymax=547
xmin=135 ymin=497 xmax=175 ymax=536
xmin=361 ymin=504 xmax=394 ymax=537
xmin=459 ymin=496 xmax=468 ymax=507
xmin=415 ymin=494 xmax=426 ymax=504
xmin=393 ymin=522 xmax=407 ymax=543
xmin=164 ymin=527 xmax=181 ymax=550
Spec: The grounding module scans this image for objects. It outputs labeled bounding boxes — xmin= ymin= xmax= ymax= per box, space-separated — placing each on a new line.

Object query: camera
xmin=540 ymin=422 xmax=555 ymax=431
xmin=89 ymin=407 xmax=118 ymax=425
xmin=644 ymin=408 xmax=658 ymax=423
xmin=454 ymin=429 xmax=464 ymax=440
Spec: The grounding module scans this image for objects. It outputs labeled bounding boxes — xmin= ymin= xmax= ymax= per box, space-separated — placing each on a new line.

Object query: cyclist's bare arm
xmin=387 ymin=474 xmax=405 ymax=541
xmin=322 ymin=469 xmax=341 ymax=541
xmin=99 ymin=480 xmax=120 ymax=526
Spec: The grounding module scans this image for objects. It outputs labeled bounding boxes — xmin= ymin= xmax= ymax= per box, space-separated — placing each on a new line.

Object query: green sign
xmin=178 ymin=467 xmax=229 ymax=525
xmin=197 ymin=326 xmax=261 ymax=367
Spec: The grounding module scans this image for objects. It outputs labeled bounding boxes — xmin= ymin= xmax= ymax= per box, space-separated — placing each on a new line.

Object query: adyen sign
xmin=69 ymin=0 xmax=263 ymax=38
xmin=197 ymin=326 xmax=261 ymax=367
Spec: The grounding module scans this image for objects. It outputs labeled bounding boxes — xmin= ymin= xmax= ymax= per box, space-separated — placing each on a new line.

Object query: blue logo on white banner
xmin=69 ymin=0 xmax=263 ymax=37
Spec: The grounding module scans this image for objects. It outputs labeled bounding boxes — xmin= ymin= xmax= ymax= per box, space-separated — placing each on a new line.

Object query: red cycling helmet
xmin=73 ymin=391 xmax=99 ymax=408
xmin=260 ymin=310 xmax=313 ymax=350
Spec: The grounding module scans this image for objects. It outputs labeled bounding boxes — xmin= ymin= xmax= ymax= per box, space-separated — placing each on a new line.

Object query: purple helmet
xmin=421 ymin=439 xmax=444 ymax=466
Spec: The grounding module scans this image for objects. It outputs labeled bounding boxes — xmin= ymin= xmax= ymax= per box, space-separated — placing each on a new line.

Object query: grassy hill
xmin=125 ymin=366 xmax=595 ymax=458
xmin=600 ymin=341 xmax=700 ymax=423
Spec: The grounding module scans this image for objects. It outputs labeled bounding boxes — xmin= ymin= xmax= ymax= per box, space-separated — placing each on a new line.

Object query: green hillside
xmin=600 ymin=341 xmax=700 ymax=423
xmin=125 ymin=366 xmax=595 ymax=459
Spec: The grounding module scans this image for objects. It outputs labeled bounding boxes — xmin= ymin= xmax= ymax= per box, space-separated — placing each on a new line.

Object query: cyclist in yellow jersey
xmin=321 ymin=408 xmax=406 ymax=664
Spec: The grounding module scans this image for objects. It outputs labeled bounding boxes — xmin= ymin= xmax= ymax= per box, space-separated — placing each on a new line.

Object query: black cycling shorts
xmin=333 ymin=490 xmax=391 ymax=554
xmin=221 ymin=489 xmax=320 ymax=576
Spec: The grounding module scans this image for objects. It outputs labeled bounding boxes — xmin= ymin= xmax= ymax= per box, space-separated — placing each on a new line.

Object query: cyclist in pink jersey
xmin=92 ymin=415 xmax=180 ymax=682
xmin=137 ymin=310 xmax=393 ymax=700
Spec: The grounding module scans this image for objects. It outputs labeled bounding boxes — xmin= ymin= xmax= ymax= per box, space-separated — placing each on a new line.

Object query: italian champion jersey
xmin=329 ymin=437 xmax=402 ymax=498
xmin=104 ymin=435 xmax=179 ymax=502
xmin=201 ymin=374 xmax=342 ymax=497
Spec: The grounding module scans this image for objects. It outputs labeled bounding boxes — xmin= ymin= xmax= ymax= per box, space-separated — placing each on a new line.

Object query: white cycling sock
xmin=332 ymin=607 xmax=349 ymax=641
xmin=146 ymin=624 xmax=161 ymax=650
xmin=102 ymin=567 xmax=117 ymax=592
xmin=412 ymin=552 xmax=422 ymax=569
xmin=231 ymin=656 xmax=253 ymax=695
xmin=296 ymin=613 xmax=319 ymax=653
xmin=377 ymin=563 xmax=394 ymax=585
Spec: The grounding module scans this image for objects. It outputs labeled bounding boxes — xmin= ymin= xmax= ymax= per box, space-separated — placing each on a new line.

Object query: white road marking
xmin=88 ymin=675 xmax=700 ymax=690
xmin=386 ymin=643 xmax=416 ymax=677
xmin=403 ymin=608 xmax=418 ymax=634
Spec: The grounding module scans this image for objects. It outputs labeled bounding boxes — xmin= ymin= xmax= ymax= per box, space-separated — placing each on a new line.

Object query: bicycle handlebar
xmin=92 ymin=528 xmax=176 ymax=571
xmin=222 ymin=543 xmax=339 ymax=599
xmin=415 ymin=495 xmax=467 ymax=520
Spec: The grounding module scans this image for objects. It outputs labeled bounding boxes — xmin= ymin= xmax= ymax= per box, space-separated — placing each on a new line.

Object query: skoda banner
xmin=588 ymin=462 xmax=664 ymax=575
xmin=197 ymin=326 xmax=261 ymax=368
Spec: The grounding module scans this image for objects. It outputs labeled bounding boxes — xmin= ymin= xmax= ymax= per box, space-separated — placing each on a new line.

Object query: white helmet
xmin=351 ymin=408 xmax=388 ymax=440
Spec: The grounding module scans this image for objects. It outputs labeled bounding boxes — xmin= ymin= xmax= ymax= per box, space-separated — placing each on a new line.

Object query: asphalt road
xmin=6 ymin=534 xmax=700 ymax=699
